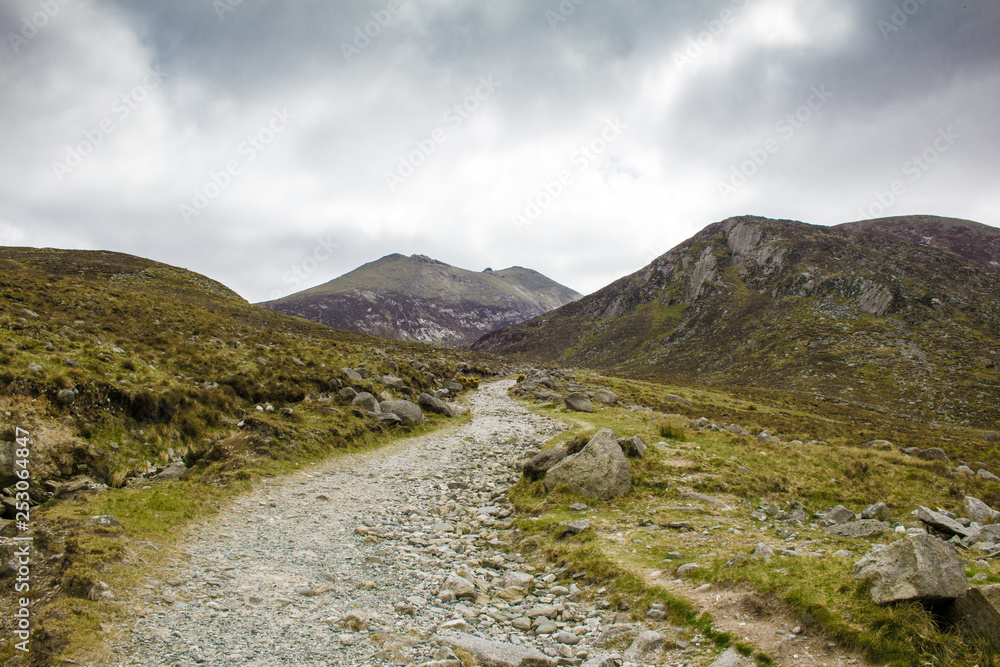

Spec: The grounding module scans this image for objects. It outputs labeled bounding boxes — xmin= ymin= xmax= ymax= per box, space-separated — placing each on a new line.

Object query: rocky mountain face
xmin=473 ymin=215 xmax=1000 ymax=427
xmin=260 ymin=254 xmax=581 ymax=347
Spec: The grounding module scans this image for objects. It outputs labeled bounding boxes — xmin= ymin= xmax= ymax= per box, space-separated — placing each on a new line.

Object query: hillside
xmin=259 ymin=253 xmax=582 ymax=347
xmin=0 ymin=246 xmax=497 ymax=664
xmin=473 ymin=215 xmax=1000 ymax=427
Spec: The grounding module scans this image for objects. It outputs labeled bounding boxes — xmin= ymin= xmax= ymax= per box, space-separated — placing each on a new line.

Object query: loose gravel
xmin=104 ymin=380 xmax=732 ymax=667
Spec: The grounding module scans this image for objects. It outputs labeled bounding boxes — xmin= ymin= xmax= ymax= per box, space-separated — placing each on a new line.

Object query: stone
xmin=55 ymin=388 xmax=76 ymax=405
xmin=562 ymin=519 xmax=590 ymax=535
xmin=351 ymin=392 xmax=381 ymax=413
xmin=826 ymin=520 xmax=891 ymax=538
xmin=913 ymin=506 xmax=974 ymax=538
xmin=379 ymin=400 xmax=424 ymax=426
xmin=624 ymin=630 xmax=665 ymax=661
xmin=708 ymin=647 xmax=755 ymax=667
xmin=918 ymin=447 xmax=950 ymax=461
xmin=957 ymin=465 xmax=976 ymax=476
xmin=663 ymin=393 xmax=692 ymax=406
xmin=341 ymin=368 xmax=363 ymax=383
xmin=676 ymin=563 xmax=701 ymax=576
xmin=383 ymin=374 xmax=405 ymax=390
xmin=502 ymin=571 xmax=534 ymax=590
xmin=564 ymin=393 xmax=594 ymax=413
xmin=544 ymin=429 xmax=631 ymax=500
xmin=554 ymin=630 xmax=580 ymax=645
xmin=445 ymin=381 xmax=464 ymax=393
xmin=965 ymin=496 xmax=1000 ymax=525
xmin=862 ymin=502 xmax=892 ymax=522
xmin=863 ymin=439 xmax=893 ymax=450
xmin=947 ymin=584 xmax=1000 ymax=650
xmin=581 ymin=657 xmax=623 ymax=667
xmin=338 ymin=387 xmax=358 ymax=401
xmin=445 ymin=402 xmax=469 ymax=417
xmin=679 ymin=490 xmax=732 ymax=510
xmin=433 ymin=632 xmax=557 ymax=666
xmin=419 ymin=392 xmax=453 ymax=416
xmin=534 ymin=620 xmax=558 ymax=635
xmin=522 ymin=446 xmax=568 ymax=481
xmin=853 ymin=534 xmax=969 ymax=604
xmin=979 ymin=469 xmax=1000 ymax=483
xmin=592 ymin=389 xmax=618 ymax=405
xmin=440 ymin=573 xmax=476 ymax=600
xmin=152 ymin=461 xmax=187 ymax=482
xmin=827 ymin=505 xmax=855 ymax=524
xmin=752 ymin=543 xmax=775 ymax=559
xmin=82 ymin=515 xmax=122 ymax=529
xmin=617 ymin=435 xmax=647 ymax=459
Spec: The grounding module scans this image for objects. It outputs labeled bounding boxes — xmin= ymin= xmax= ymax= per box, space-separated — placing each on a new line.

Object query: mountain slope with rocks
xmin=473 ymin=215 xmax=1000 ymax=427
xmin=260 ymin=253 xmax=582 ymax=347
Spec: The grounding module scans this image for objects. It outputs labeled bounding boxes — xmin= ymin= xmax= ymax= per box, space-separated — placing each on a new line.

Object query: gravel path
xmin=106 ymin=379 xmax=568 ymax=666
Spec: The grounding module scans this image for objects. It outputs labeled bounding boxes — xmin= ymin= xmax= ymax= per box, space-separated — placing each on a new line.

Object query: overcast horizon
xmin=1 ymin=0 xmax=998 ymax=301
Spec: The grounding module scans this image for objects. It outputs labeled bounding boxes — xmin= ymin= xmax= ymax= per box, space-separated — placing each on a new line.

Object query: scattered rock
xmin=853 ymin=534 xmax=969 ymax=604
xmin=419 ymin=392 xmax=454 ymax=417
xmin=522 ymin=446 xmax=568 ymax=481
xmin=947 ymin=583 xmax=1000 ymax=650
xmin=352 ymin=392 xmax=381 ymax=414
xmin=913 ymin=506 xmax=975 ymax=539
xmin=979 ymin=469 xmax=1000 ymax=483
xmin=663 ymin=393 xmax=691 ymax=407
xmin=592 ymin=389 xmax=618 ymax=405
xmin=917 ymin=447 xmax=950 ymax=462
xmin=965 ymin=496 xmax=1000 ymax=525
xmin=379 ymin=400 xmax=425 ymax=426
xmin=827 ymin=505 xmax=855 ymax=524
xmin=863 ymin=439 xmax=893 ymax=450
xmin=826 ymin=520 xmax=892 ymax=538
xmin=338 ymin=387 xmax=359 ymax=401
xmin=624 ymin=630 xmax=665 ymax=661
xmin=708 ymin=647 xmax=756 ymax=667
xmin=544 ymin=428 xmax=631 ymax=500
xmin=439 ymin=573 xmax=477 ymax=600
xmin=151 ymin=461 xmax=187 ymax=482
xmin=861 ymin=502 xmax=892 ymax=522
xmin=435 ymin=632 xmax=556 ymax=667
xmin=617 ymin=435 xmax=647 ymax=459
xmin=564 ymin=393 xmax=594 ymax=413
xmin=752 ymin=543 xmax=775 ymax=559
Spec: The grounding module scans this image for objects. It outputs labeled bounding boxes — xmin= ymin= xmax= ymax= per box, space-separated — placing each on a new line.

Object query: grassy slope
xmin=0 ymin=247 xmax=493 ymax=665
xmin=475 ymin=216 xmax=1000 ymax=429
xmin=509 ymin=373 xmax=1000 ymax=666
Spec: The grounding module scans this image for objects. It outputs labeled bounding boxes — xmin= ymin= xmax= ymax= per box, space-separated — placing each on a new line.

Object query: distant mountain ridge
xmin=473 ymin=214 xmax=1000 ymax=427
xmin=260 ymin=253 xmax=582 ymax=347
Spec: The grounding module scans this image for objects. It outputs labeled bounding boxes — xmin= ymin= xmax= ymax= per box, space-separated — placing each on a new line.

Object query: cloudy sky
xmin=1 ymin=0 xmax=998 ymax=301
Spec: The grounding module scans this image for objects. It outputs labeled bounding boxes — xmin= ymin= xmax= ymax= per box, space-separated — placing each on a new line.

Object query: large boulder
xmin=617 ymin=435 xmax=647 ymax=459
xmin=913 ymin=506 xmax=975 ymax=539
xmin=418 ymin=392 xmax=455 ymax=417
xmin=965 ymin=496 xmax=1000 ymax=525
xmin=853 ymin=534 xmax=969 ymax=604
xmin=351 ymin=392 xmax=381 ymax=413
xmin=592 ymin=389 xmax=618 ymax=405
xmin=564 ymin=393 xmax=594 ymax=413
xmin=522 ymin=446 xmax=568 ymax=481
xmin=379 ymin=400 xmax=424 ymax=426
xmin=948 ymin=584 xmax=1000 ymax=650
xmin=544 ymin=428 xmax=631 ymax=500
xmin=382 ymin=374 xmax=405 ymax=390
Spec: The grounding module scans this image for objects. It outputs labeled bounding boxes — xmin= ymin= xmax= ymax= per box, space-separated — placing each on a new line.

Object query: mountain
xmin=259 ymin=253 xmax=582 ymax=347
xmin=473 ymin=215 xmax=1000 ymax=427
